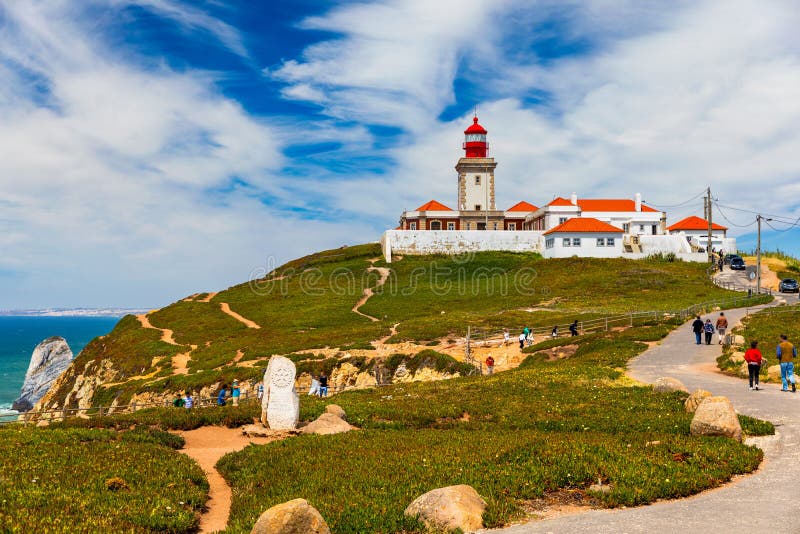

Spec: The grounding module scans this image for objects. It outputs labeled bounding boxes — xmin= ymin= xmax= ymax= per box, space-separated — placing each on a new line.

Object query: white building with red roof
xmin=667 ymin=216 xmax=731 ymax=251
xmin=542 ymin=218 xmax=624 ymax=258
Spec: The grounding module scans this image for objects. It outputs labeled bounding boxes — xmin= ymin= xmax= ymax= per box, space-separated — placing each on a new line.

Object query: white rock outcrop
xmin=12 ymin=337 xmax=73 ymax=412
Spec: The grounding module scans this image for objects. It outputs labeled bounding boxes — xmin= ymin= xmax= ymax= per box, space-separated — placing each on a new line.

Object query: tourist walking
xmin=257 ymin=382 xmax=264 ymax=401
xmin=744 ymin=341 xmax=763 ymax=390
xmin=503 ymin=330 xmax=510 ymax=346
xmin=485 ymin=355 xmax=495 ymax=375
xmin=183 ymin=391 xmax=194 ymax=409
xmin=703 ymin=319 xmax=714 ymax=345
xmin=716 ymin=313 xmax=728 ymax=344
xmin=319 ymin=372 xmax=329 ymax=397
xmin=524 ymin=326 xmax=532 ymax=346
xmin=569 ymin=320 xmax=579 ymax=337
xmin=231 ymin=379 xmax=241 ymax=406
xmin=551 ymin=325 xmax=558 ymax=339
xmin=777 ymin=334 xmax=797 ymax=392
xmin=308 ymin=375 xmax=320 ymax=396
xmin=519 ymin=332 xmax=526 ymax=350
xmin=691 ymin=316 xmax=704 ymax=345
xmin=217 ymin=383 xmax=228 ymax=406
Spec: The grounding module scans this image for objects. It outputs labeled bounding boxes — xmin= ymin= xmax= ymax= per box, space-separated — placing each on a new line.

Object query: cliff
xmin=12 ymin=336 xmax=73 ymax=412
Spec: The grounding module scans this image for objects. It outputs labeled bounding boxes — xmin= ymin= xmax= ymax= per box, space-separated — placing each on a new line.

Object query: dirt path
xmin=352 ymin=266 xmax=391 ymax=322
xmin=219 ymin=302 xmax=261 ymax=329
xmin=198 ymin=292 xmax=218 ymax=303
xmin=176 ymin=427 xmax=281 ymax=533
xmin=137 ymin=313 xmax=180 ymax=346
xmin=172 ymin=345 xmax=197 ymax=375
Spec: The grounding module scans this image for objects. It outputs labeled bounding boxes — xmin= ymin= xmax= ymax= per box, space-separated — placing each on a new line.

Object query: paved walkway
xmin=493 ymin=299 xmax=800 ymax=533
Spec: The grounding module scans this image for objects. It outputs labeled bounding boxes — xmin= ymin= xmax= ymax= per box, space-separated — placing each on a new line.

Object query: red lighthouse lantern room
xmin=463 ymin=116 xmax=488 ymax=158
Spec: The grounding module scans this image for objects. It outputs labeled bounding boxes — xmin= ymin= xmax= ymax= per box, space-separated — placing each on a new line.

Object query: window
xmin=652 ymin=224 xmax=658 ymax=235
xmin=559 ymin=217 xmax=568 ymax=225
xmin=622 ymin=223 xmax=630 ymax=233
xmin=606 ymin=238 xmax=615 ymax=247
xmin=474 ymin=204 xmax=481 ymax=211
xmin=563 ymin=238 xmax=571 ymax=247
xmin=639 ymin=225 xmax=645 ymax=232
xmin=474 ymin=175 xmax=481 ymax=185
xmin=447 ymin=222 xmax=455 ymax=230
xmin=493 ymin=222 xmax=498 ymax=230
xmin=572 ymin=238 xmax=581 ymax=247
xmin=409 ymin=222 xmax=417 ymax=230
xmin=508 ymin=223 xmax=516 ymax=231
xmin=429 ymin=221 xmax=441 ymax=230
xmin=545 ymin=238 xmax=554 ymax=249
xmin=597 ymin=238 xmax=605 ymax=247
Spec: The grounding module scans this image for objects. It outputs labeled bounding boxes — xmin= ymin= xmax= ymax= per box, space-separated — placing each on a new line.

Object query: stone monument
xmin=261 ymin=355 xmax=299 ymax=430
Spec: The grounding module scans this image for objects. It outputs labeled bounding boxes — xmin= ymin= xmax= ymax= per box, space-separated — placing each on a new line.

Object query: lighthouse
xmin=456 ymin=116 xmax=498 ymax=229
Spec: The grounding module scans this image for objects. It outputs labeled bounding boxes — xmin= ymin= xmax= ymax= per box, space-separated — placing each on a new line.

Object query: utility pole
xmin=757 ymin=215 xmax=762 ymax=295
xmin=706 ymin=187 xmax=713 ymax=264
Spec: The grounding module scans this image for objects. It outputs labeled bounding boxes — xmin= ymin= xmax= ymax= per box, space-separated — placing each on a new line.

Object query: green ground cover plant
xmin=43 ymin=245 xmax=761 ymax=413
xmin=214 ymin=325 xmax=770 ymax=533
xmin=0 ymin=426 xmax=207 ymax=533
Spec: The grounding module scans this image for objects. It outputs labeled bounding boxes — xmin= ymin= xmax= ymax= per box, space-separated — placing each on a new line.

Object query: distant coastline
xmin=0 ymin=308 xmax=151 ymax=318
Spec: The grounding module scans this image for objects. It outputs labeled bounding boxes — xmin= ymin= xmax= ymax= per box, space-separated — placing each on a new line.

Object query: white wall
xmin=638 ymin=234 xmax=693 ymax=254
xmin=463 ymin=171 xmax=492 ymax=211
xmin=542 ymin=233 xmax=624 ymax=259
xmin=381 ymin=230 xmax=543 ymax=263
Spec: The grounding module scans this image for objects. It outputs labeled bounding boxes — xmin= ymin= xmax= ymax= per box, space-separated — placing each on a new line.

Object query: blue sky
xmin=1 ymin=0 xmax=799 ymax=309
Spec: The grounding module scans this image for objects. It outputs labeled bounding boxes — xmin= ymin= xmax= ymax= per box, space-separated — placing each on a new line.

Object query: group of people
xmin=691 ymin=313 xmax=729 ymax=345
xmin=172 ymin=391 xmax=194 ymax=408
xmin=742 ymin=335 xmax=797 ymax=392
xmin=307 ymin=373 xmax=329 ymax=397
xmin=216 ymin=379 xmax=242 ymax=406
xmin=507 ymin=320 xmax=582 ymax=350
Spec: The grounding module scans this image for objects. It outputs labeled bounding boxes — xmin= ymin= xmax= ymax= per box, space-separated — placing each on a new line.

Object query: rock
xmin=251 ymin=498 xmax=330 ymax=534
xmin=301 ymin=413 xmax=354 ymax=435
xmin=738 ymin=361 xmax=750 ymax=377
xmin=690 ymin=396 xmax=742 ymax=441
xmin=768 ymin=365 xmax=781 ymax=382
xmin=653 ymin=377 xmax=689 ymax=394
xmin=324 ymin=404 xmax=346 ymax=419
xmin=731 ymin=335 xmax=746 ymax=346
xmin=354 ymin=371 xmax=378 ymax=389
xmin=729 ymin=351 xmax=745 ymax=364
xmin=404 ymin=485 xmax=486 ymax=532
xmin=241 ymin=424 xmax=299 ymax=439
xmin=12 ymin=337 xmax=73 ymax=412
xmin=330 ymin=362 xmax=360 ymax=390
xmin=261 ymin=356 xmax=300 ymax=430
xmin=684 ymin=389 xmax=712 ymax=413
xmin=588 ymin=482 xmax=612 ymax=494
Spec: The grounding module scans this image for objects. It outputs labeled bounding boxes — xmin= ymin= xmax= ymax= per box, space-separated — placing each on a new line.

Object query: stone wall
xmin=381 ymin=230 xmax=543 ymax=263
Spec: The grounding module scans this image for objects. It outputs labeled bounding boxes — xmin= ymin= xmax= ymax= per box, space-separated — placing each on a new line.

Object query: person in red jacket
xmin=744 ymin=340 xmax=763 ymax=391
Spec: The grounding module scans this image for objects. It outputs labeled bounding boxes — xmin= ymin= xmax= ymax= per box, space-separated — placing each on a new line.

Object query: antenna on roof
xmin=474 ymin=105 xmax=477 ymax=118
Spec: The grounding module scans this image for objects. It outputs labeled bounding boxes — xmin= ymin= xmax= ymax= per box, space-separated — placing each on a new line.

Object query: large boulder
xmin=251 ymin=498 xmax=330 ymax=534
xmin=767 ymin=365 xmax=781 ymax=382
xmin=729 ymin=351 xmax=745 ymax=364
xmin=324 ymin=404 xmax=346 ymax=419
xmin=404 ymin=485 xmax=486 ymax=532
xmin=12 ymin=337 xmax=73 ymax=412
xmin=653 ymin=377 xmax=689 ymax=394
xmin=685 ymin=389 xmax=713 ymax=413
xmin=690 ymin=396 xmax=742 ymax=441
xmin=301 ymin=413 xmax=354 ymax=435
xmin=731 ymin=335 xmax=746 ymax=347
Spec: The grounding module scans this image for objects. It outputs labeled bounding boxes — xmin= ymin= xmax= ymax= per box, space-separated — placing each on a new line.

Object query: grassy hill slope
xmin=41 ymin=244 xmax=749 ymax=412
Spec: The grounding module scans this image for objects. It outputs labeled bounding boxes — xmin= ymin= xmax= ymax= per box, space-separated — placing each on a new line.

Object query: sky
xmin=1 ymin=0 xmax=800 ymax=309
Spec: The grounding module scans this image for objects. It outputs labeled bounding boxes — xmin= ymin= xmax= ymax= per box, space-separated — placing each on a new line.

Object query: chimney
xmin=570 ymin=192 xmax=578 ymax=205
xmin=635 ymin=193 xmax=642 ymax=212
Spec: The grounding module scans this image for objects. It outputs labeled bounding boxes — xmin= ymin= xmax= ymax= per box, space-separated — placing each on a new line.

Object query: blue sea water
xmin=0 ymin=317 xmax=120 ymax=415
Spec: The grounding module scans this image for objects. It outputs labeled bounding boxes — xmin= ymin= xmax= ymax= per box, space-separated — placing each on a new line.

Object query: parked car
xmin=729 ymin=257 xmax=746 ymax=270
xmin=723 ymin=253 xmax=741 ymax=265
xmin=780 ymin=278 xmax=799 ymax=293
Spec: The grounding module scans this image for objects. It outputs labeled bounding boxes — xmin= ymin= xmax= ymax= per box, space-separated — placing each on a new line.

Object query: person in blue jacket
xmin=217 ymin=383 xmax=228 ymax=406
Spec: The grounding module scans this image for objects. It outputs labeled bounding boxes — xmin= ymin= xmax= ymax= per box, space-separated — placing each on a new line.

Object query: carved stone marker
xmin=261 ymin=355 xmax=299 ymax=430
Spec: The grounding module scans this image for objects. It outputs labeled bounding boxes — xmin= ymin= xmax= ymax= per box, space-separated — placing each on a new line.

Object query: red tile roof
xmin=547 ymin=196 xmax=574 ymax=206
xmin=546 ymin=197 xmax=658 ymax=212
xmin=667 ymin=215 xmax=727 ymax=231
xmin=415 ymin=200 xmax=453 ymax=211
xmin=543 ymin=217 xmax=625 ymax=235
xmin=578 ymin=199 xmax=658 ymax=213
xmin=507 ymin=201 xmax=538 ymax=212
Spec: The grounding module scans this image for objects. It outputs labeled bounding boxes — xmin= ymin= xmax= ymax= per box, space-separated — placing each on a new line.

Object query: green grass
xmin=0 ymin=426 xmax=207 ymax=533
xmin=211 ymin=325 xmax=769 ymax=533
xmin=42 ymin=245 xmax=759 ymax=413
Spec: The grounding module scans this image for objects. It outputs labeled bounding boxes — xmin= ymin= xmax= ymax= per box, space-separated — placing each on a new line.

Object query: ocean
xmin=0 ymin=316 xmax=120 ymax=417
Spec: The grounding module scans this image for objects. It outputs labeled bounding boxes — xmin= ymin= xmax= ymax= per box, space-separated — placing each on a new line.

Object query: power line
xmin=714 ymin=202 xmax=800 ymax=224
xmin=713 ymin=203 xmax=756 ymax=228
xmin=764 ymin=217 xmax=800 ymax=232
xmin=645 ymin=189 xmax=707 ymax=209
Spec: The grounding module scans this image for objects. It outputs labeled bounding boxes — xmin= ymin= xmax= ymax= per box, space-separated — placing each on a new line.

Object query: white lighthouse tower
xmin=456 ymin=116 xmax=499 ymax=230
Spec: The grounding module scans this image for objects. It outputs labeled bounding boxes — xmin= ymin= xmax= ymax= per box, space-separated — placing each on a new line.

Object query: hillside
xmin=38 ymin=244 xmax=744 ymax=414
